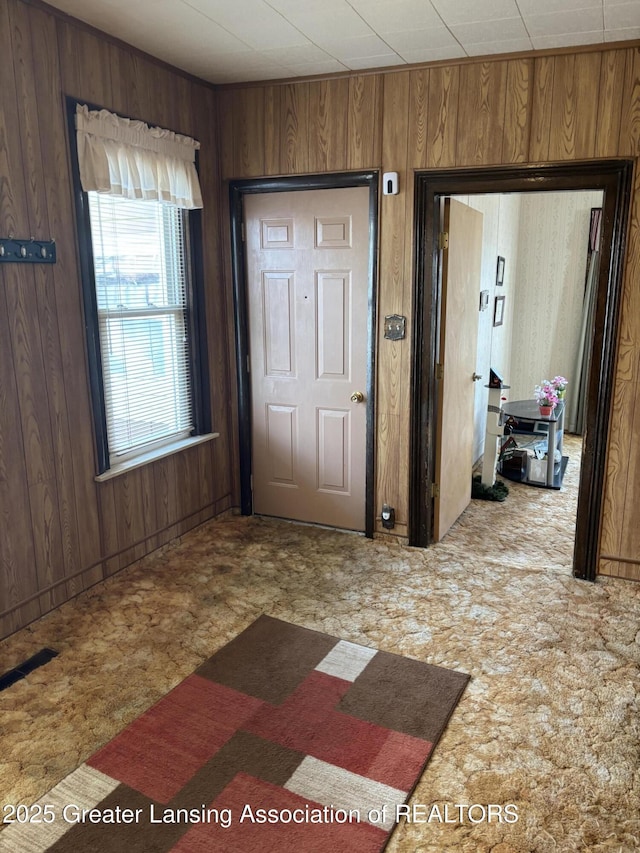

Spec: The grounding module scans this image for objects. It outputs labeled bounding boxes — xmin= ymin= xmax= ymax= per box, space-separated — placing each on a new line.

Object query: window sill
xmin=94 ymin=432 xmax=220 ymax=483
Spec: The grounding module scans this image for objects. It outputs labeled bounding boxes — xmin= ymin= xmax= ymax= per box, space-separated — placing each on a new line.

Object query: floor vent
xmin=0 ymin=648 xmax=59 ymax=692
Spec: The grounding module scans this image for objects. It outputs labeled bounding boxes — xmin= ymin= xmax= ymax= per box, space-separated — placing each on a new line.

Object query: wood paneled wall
xmin=0 ymin=0 xmax=235 ymax=640
xmin=218 ymin=46 xmax=640 ymax=578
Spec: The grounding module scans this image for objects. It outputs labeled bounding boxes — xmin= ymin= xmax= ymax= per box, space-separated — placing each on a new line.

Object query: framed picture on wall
xmin=496 ymin=256 xmax=505 ymax=286
xmin=493 ymin=295 xmax=505 ymax=326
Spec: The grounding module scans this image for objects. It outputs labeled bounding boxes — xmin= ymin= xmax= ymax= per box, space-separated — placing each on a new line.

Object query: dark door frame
xmin=410 ymin=160 xmax=634 ymax=580
xmin=229 ymin=171 xmax=379 ymax=538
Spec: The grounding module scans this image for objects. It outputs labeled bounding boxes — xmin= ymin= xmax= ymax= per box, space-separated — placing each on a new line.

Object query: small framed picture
xmin=496 ymin=256 xmax=505 ymax=286
xmin=493 ymin=295 xmax=505 ymax=326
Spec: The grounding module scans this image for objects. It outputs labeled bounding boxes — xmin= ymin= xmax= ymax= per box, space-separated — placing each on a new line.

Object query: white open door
xmin=434 ymin=198 xmax=483 ymax=541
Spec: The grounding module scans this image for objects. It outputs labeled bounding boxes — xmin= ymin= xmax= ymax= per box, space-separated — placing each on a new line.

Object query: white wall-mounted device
xmin=382 ymin=172 xmax=399 ymax=195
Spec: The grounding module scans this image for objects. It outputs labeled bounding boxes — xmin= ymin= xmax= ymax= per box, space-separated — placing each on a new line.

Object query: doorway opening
xmin=410 ymin=161 xmax=633 ymax=580
xmin=229 ymin=172 xmax=379 ymax=538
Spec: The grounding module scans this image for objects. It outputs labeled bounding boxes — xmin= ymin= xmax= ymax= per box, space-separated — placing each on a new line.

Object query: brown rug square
xmin=0 ymin=615 xmax=469 ymax=852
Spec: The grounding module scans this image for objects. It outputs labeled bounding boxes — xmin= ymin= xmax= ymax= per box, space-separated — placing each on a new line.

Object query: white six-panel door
xmin=244 ymin=187 xmax=369 ymax=531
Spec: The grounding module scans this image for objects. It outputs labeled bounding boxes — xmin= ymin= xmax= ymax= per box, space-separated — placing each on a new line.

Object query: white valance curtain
xmin=75 ymin=104 xmax=203 ymax=209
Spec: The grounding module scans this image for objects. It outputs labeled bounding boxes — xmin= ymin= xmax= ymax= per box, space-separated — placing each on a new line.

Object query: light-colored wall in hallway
xmin=509 ymin=190 xmax=604 ymax=427
xmin=462 ymin=193 xmax=521 ymax=462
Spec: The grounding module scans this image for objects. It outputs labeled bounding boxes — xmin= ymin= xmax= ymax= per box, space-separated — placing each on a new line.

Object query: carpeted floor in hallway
xmin=1 ymin=434 xmax=639 ymax=852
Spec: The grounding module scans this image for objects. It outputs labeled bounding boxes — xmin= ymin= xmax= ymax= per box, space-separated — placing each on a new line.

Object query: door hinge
xmin=431 ymin=482 xmax=440 ymax=499
xmin=435 ymin=363 xmax=444 ymax=381
xmin=438 ymin=231 xmax=449 ymax=250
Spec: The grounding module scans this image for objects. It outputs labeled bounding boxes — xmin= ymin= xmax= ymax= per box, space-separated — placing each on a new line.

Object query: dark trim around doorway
xmin=410 ymin=160 xmax=634 ymax=580
xmin=229 ymin=172 xmax=379 ymax=538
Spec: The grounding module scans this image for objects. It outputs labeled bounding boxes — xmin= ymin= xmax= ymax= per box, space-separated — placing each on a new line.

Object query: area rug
xmin=0 ymin=615 xmax=469 ymax=852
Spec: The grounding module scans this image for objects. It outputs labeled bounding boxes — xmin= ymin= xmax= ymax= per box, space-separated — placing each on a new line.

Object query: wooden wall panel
xmin=529 ymin=56 xmax=555 ymax=161
xmin=308 ymin=78 xmax=348 ymax=172
xmin=281 ymin=82 xmax=309 ymax=174
xmin=234 ymin=87 xmax=265 ymax=177
xmin=263 ymin=86 xmax=281 ymax=175
xmin=426 ymin=65 xmax=459 ymax=168
xmin=598 ymin=559 xmax=640 ymax=581
xmin=456 ymin=61 xmax=508 ymax=165
xmin=377 ymin=72 xmax=411 ymax=527
xmin=618 ymin=47 xmax=640 ymax=156
xmin=547 ymin=52 xmax=601 ymax=160
xmin=504 ymin=59 xmax=533 ymax=163
xmin=0 ymin=0 xmax=234 ymax=639
xmin=31 ymin=10 xmax=102 ymax=587
xmin=347 ymin=74 xmax=382 ymax=169
xmin=596 ymin=50 xmax=627 ymax=157
xmin=408 ymin=69 xmax=429 ymax=169
xmin=58 ymin=23 xmax=113 ymax=106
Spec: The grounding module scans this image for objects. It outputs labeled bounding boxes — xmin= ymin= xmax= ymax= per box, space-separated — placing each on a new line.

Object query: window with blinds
xmin=87 ymin=193 xmax=194 ymax=464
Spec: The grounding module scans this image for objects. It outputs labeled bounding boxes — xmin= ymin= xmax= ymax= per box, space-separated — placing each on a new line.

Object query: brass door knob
xmin=350 ymin=391 xmax=365 ymax=403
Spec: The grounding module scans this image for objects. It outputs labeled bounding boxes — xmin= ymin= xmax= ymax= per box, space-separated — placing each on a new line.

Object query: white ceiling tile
xmin=266 ymin=0 xmax=374 ymax=40
xmin=464 ymin=38 xmax=534 ymax=56
xmin=41 ymin=0 xmax=632 ymax=85
xmin=451 ymin=17 xmax=529 ymax=44
xmin=400 ymin=45 xmax=467 ymax=63
xmin=316 ymin=34 xmax=393 ymax=59
xmin=431 ymin=0 xmax=520 ymax=27
xmin=383 ymin=27 xmax=460 ymax=52
xmin=345 ymin=53 xmax=405 ymax=70
xmin=524 ymin=8 xmax=604 ymax=37
xmin=605 ymin=24 xmax=640 ymax=36
xmin=605 ymin=2 xmax=640 ymax=27
xmin=349 ymin=0 xmax=442 ymax=31
xmin=261 ymin=44 xmax=333 ymax=64
xmin=283 ymin=58 xmax=351 ymax=74
xmin=183 ymin=0 xmax=308 ymax=49
xmin=518 ymin=0 xmax=601 ymax=13
xmin=531 ymin=31 xmax=605 ymax=48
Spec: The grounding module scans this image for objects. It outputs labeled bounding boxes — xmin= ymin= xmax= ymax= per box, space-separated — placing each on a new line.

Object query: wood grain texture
xmin=264 ymin=85 xmax=282 ymax=175
xmin=426 ymin=65 xmax=460 ymax=168
xmin=409 ymin=69 xmax=429 ymax=169
xmin=234 ymin=87 xmax=266 ymax=177
xmin=598 ymin=558 xmax=640 ymax=581
xmin=217 ymin=88 xmax=237 ymax=179
xmin=377 ymin=72 xmax=411 ymax=523
xmin=529 ymin=55 xmax=555 ymax=161
xmin=504 ymin=59 xmax=533 ymax=163
xmin=595 ymin=50 xmax=627 ymax=157
xmin=547 ymin=52 xmax=601 ymax=160
xmin=599 ymin=374 xmax=634 ymax=556
xmin=456 ymin=61 xmax=508 ymax=165
xmin=347 ymin=74 xmax=381 ymax=169
xmin=0 ymin=283 xmax=40 ymax=625
xmin=29 ymin=3 xmax=101 ymax=589
xmin=308 ymin=78 xmax=348 ymax=172
xmin=281 ymin=82 xmax=309 ymax=174
xmin=618 ymin=47 xmax=640 ymax=156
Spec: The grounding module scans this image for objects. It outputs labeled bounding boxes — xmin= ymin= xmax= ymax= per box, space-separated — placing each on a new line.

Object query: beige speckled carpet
xmin=1 ymin=435 xmax=639 ymax=852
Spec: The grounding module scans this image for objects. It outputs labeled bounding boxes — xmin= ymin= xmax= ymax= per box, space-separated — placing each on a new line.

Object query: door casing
xmin=229 ymin=172 xmax=379 ymax=538
xmin=410 ymin=160 xmax=634 ymax=580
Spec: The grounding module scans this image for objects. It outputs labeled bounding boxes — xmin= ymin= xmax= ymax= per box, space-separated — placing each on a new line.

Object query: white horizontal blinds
xmin=88 ymin=193 xmax=193 ymax=461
